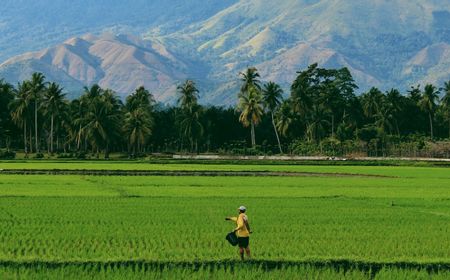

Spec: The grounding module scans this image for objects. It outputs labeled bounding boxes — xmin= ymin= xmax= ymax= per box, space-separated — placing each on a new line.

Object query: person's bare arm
xmin=244 ymin=219 xmax=252 ymax=233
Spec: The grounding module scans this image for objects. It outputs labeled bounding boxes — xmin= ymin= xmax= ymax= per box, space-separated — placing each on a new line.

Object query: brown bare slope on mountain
xmin=402 ymin=43 xmax=450 ymax=86
xmin=0 ymin=34 xmax=189 ymax=101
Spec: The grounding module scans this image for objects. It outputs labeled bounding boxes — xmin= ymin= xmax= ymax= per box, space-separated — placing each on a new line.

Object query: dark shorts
xmin=237 ymin=237 xmax=249 ymax=248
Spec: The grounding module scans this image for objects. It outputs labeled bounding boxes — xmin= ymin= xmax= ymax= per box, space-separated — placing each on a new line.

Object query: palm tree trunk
xmin=50 ymin=114 xmax=54 ymax=154
xmin=251 ymin=122 xmax=256 ymax=148
xmin=429 ymin=112 xmax=433 ymax=140
xmin=24 ymin=120 xmax=28 ymax=155
xmin=77 ymin=125 xmax=82 ymax=150
xmin=395 ymin=120 xmax=400 ymax=137
xmin=448 ymin=118 xmax=450 ymax=139
xmin=331 ymin=114 xmax=335 ymax=138
xmin=35 ymin=101 xmax=39 ymax=153
xmin=271 ymin=113 xmax=283 ymax=154
xmin=29 ymin=126 xmax=33 ymax=153
xmin=105 ymin=143 xmax=109 ymax=159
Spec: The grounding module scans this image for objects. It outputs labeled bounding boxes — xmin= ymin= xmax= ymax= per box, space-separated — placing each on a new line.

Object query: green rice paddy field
xmin=0 ymin=161 xmax=449 ymax=279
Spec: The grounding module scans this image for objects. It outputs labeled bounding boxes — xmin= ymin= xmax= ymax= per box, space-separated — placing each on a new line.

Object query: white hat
xmin=238 ymin=206 xmax=247 ymax=212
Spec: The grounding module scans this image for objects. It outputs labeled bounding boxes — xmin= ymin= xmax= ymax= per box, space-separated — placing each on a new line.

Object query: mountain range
xmin=0 ymin=0 xmax=449 ymax=104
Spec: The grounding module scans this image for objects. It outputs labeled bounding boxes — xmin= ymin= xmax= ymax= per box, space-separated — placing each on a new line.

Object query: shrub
xmin=76 ymin=152 xmax=87 ymax=159
xmin=319 ymin=137 xmax=341 ymax=156
xmin=289 ymin=140 xmax=320 ymax=156
xmin=57 ymin=153 xmax=74 ymax=159
xmin=0 ymin=149 xmax=16 ymax=159
xmin=34 ymin=153 xmax=45 ymax=159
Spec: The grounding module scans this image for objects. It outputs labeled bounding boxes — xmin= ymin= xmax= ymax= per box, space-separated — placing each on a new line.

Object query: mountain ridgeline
xmin=0 ymin=0 xmax=450 ymax=104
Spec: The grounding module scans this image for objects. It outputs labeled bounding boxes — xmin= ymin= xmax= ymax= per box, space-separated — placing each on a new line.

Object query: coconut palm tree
xmin=275 ymin=100 xmax=294 ymax=139
xmin=239 ymin=67 xmax=261 ymax=95
xmin=306 ymin=104 xmax=329 ymax=142
xmin=43 ymin=82 xmax=66 ymax=154
xmin=238 ymin=86 xmax=264 ymax=148
xmin=27 ymin=72 xmax=47 ymax=153
xmin=361 ymin=87 xmax=384 ymax=119
xmin=82 ymin=90 xmax=122 ymax=158
xmin=124 ymin=108 xmax=153 ymax=156
xmin=124 ymin=87 xmax=155 ymax=156
xmin=375 ymin=105 xmax=394 ymax=135
xmin=74 ymin=85 xmax=103 ymax=151
xmin=177 ymin=80 xmax=203 ymax=152
xmin=179 ymin=104 xmax=204 ymax=152
xmin=262 ymin=82 xmax=284 ymax=154
xmin=386 ymin=89 xmax=403 ymax=136
xmin=419 ymin=84 xmax=440 ymax=140
xmin=9 ymin=81 xmax=31 ymax=155
xmin=441 ymin=81 xmax=450 ymax=138
xmin=290 ymin=64 xmax=319 ymax=118
xmin=320 ymin=84 xmax=344 ymax=138
xmin=0 ymin=80 xmax=15 ymax=149
xmin=126 ymin=86 xmax=154 ymax=112
xmin=177 ymin=80 xmax=199 ymax=111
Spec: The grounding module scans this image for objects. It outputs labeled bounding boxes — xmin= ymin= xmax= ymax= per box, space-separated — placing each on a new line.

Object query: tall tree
xmin=82 ymin=88 xmax=122 ymax=158
xmin=179 ymin=104 xmax=204 ymax=152
xmin=43 ymin=82 xmax=66 ymax=154
xmin=375 ymin=105 xmax=394 ymax=135
xmin=177 ymin=80 xmax=202 ymax=152
xmin=126 ymin=86 xmax=154 ymax=112
xmin=404 ymin=85 xmax=424 ymax=134
xmin=28 ymin=73 xmax=47 ymax=153
xmin=177 ymin=80 xmax=199 ymax=111
xmin=239 ymin=67 xmax=261 ymax=95
xmin=419 ymin=84 xmax=440 ymax=140
xmin=306 ymin=104 xmax=329 ymax=142
xmin=262 ymin=82 xmax=284 ymax=154
xmin=238 ymin=86 xmax=264 ymax=148
xmin=275 ymin=100 xmax=294 ymax=139
xmin=74 ymin=85 xmax=103 ymax=150
xmin=10 ymin=81 xmax=31 ymax=155
xmin=441 ymin=81 xmax=450 ymax=138
xmin=361 ymin=87 xmax=384 ymax=120
xmin=290 ymin=64 xmax=321 ymax=141
xmin=290 ymin=64 xmax=317 ymax=119
xmin=385 ymin=89 xmax=403 ymax=136
xmin=124 ymin=87 xmax=154 ymax=155
xmin=124 ymin=108 xmax=153 ymax=156
xmin=0 ymin=80 xmax=15 ymax=150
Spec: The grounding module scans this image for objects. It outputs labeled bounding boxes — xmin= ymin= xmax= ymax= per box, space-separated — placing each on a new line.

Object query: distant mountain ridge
xmin=0 ymin=34 xmax=193 ymax=101
xmin=0 ymin=0 xmax=450 ymax=104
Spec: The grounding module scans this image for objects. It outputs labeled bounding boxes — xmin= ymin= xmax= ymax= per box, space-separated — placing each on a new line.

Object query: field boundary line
xmin=0 ymin=169 xmax=395 ymax=178
xmin=173 ymin=155 xmax=450 ymax=162
xmin=0 ymin=259 xmax=449 ymax=277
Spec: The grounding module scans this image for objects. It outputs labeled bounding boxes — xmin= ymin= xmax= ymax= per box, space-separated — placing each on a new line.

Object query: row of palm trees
xmin=4 ymin=74 xmax=155 ymax=157
xmin=9 ymin=73 xmax=51 ymax=154
xmin=236 ymin=64 xmax=450 ymax=151
xmin=1 ymin=64 xmax=450 ymax=156
xmin=237 ymin=68 xmax=284 ymax=153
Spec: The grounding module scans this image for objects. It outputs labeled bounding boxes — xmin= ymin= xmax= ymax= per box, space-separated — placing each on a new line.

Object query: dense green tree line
xmin=1 ymin=63 xmax=450 ymax=158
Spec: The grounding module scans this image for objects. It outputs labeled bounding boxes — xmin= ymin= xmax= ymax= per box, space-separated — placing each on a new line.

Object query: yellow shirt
xmin=230 ymin=213 xmax=250 ymax=237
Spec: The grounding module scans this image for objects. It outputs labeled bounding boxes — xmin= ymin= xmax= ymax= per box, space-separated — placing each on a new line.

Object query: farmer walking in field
xmin=226 ymin=206 xmax=252 ymax=260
